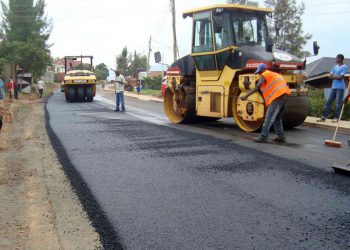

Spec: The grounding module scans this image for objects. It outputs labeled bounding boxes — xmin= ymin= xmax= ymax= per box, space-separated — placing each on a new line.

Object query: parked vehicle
xmin=161 ymin=76 xmax=167 ymax=96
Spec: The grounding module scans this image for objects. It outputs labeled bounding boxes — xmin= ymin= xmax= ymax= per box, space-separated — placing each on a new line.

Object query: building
xmin=53 ymin=58 xmax=82 ymax=74
xmin=149 ymin=64 xmax=167 ymax=78
xmin=42 ymin=65 xmax=55 ymax=83
xmin=306 ymin=57 xmax=350 ymax=88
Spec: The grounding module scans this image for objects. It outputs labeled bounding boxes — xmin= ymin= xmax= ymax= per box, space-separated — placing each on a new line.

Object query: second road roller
xmin=62 ymin=56 xmax=97 ymax=102
xmin=163 ymin=3 xmax=317 ymax=132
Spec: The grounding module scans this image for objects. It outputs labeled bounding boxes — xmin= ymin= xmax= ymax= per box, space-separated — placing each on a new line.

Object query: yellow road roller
xmin=164 ymin=4 xmax=313 ymax=132
xmin=63 ymin=56 xmax=97 ymax=102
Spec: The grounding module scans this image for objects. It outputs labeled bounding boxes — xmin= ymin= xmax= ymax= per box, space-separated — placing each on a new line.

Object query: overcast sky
xmin=38 ymin=0 xmax=350 ymax=68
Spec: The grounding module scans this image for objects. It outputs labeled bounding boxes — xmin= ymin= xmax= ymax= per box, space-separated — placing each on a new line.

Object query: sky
xmin=22 ymin=0 xmax=350 ymax=69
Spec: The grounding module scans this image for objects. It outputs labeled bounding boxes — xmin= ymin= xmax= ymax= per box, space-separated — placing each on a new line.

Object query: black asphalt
xmin=46 ymin=91 xmax=350 ymax=249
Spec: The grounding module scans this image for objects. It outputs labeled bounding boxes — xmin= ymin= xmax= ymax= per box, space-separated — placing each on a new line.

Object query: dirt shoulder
xmin=0 ymin=99 xmax=101 ymax=249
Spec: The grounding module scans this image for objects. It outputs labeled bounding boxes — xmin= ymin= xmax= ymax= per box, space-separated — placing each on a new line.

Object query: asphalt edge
xmin=44 ymin=96 xmax=124 ymax=250
xmin=303 ymin=121 xmax=350 ymax=135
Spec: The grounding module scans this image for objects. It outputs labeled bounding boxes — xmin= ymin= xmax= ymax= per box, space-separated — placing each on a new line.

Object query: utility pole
xmin=170 ymin=0 xmax=179 ymax=61
xmin=146 ymin=36 xmax=152 ymax=77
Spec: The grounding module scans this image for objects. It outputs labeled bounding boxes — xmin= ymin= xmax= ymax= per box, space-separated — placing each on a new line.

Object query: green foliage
xmin=143 ymin=75 xmax=162 ymax=90
xmin=265 ymin=0 xmax=312 ymax=58
xmin=0 ymin=0 xmax=52 ymax=78
xmin=308 ymin=88 xmax=350 ymax=120
xmin=129 ymin=51 xmax=147 ymax=78
xmin=116 ymin=47 xmax=130 ymax=76
xmin=73 ymin=63 xmax=91 ymax=71
xmin=115 ymin=46 xmax=148 ymax=77
xmin=94 ymin=63 xmax=109 ymax=80
xmin=136 ymin=89 xmax=161 ymax=96
xmin=226 ymin=0 xmax=247 ymax=4
xmin=308 ymin=88 xmax=324 ymax=118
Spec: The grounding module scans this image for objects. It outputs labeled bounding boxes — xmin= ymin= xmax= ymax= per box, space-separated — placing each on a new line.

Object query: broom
xmin=324 ymin=84 xmax=350 ymax=148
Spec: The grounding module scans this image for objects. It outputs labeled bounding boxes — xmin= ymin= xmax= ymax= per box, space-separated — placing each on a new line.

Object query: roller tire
xmin=68 ymin=87 xmax=75 ymax=103
xmin=283 ymin=95 xmax=309 ymax=129
xmin=77 ymin=86 xmax=84 ymax=102
xmin=86 ymin=86 xmax=94 ymax=102
xmin=163 ymin=87 xmax=196 ymax=124
xmin=232 ymin=87 xmax=265 ymax=132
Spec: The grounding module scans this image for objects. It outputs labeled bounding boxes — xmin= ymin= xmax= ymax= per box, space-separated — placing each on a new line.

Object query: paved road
xmin=46 ymin=90 xmax=350 ymax=249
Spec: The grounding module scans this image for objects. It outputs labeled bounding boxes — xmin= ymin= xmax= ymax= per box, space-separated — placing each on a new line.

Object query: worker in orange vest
xmin=7 ymin=76 xmax=14 ymax=99
xmin=241 ymin=63 xmax=291 ymax=143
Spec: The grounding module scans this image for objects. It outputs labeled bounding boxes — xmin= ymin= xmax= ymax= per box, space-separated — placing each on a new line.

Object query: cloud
xmin=46 ymin=0 xmax=349 ymax=68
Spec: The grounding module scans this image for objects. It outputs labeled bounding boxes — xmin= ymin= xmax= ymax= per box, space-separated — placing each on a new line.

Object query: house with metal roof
xmin=305 ymin=57 xmax=350 ymax=88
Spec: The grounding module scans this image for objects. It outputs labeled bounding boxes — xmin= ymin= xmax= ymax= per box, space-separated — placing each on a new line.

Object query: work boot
xmin=273 ymin=137 xmax=286 ymax=144
xmin=253 ymin=137 xmax=268 ymax=143
xmin=317 ymin=117 xmax=326 ymax=122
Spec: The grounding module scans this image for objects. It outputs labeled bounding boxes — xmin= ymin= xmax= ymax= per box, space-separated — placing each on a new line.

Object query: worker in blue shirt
xmin=0 ymin=78 xmax=4 ymax=99
xmin=0 ymin=77 xmax=4 ymax=132
xmin=318 ymin=54 xmax=348 ymax=122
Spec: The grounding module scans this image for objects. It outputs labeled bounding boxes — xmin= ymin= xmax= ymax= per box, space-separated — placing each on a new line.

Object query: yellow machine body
xmin=164 ymin=4 xmax=309 ymax=132
xmin=62 ymin=55 xmax=96 ymax=103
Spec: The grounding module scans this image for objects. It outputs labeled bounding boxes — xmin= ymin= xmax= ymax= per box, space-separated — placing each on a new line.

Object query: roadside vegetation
xmin=0 ymin=0 xmax=52 ymax=79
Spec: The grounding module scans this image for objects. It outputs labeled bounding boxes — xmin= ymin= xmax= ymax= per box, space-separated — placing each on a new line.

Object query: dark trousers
xmin=14 ymin=86 xmax=18 ymax=99
xmin=39 ymin=89 xmax=44 ymax=98
xmin=260 ymin=94 xmax=288 ymax=139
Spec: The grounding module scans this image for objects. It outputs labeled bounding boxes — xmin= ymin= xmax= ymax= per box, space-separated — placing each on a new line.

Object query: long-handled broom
xmin=324 ymin=85 xmax=350 ymax=148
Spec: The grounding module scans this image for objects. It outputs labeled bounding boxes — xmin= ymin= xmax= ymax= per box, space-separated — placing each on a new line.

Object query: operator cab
xmin=184 ymin=4 xmax=272 ymax=72
xmin=184 ymin=4 xmax=302 ymax=73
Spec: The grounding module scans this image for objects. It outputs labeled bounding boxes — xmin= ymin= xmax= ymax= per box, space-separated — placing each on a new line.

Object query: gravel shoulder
xmin=0 ymin=100 xmax=101 ymax=249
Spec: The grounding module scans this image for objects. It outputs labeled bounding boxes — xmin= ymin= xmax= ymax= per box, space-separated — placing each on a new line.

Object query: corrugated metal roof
xmin=306 ymin=57 xmax=350 ymax=78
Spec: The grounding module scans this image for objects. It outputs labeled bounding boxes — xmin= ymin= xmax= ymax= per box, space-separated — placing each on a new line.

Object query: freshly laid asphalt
xmin=46 ymin=91 xmax=350 ymax=249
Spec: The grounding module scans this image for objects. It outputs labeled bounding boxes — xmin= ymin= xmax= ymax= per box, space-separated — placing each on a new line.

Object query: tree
xmin=227 ymin=0 xmax=247 ymax=4
xmin=115 ymin=47 xmax=131 ymax=76
xmin=116 ymin=47 xmax=148 ymax=78
xmin=73 ymin=63 xmax=91 ymax=70
xmin=143 ymin=75 xmax=162 ymax=90
xmin=265 ymin=0 xmax=311 ymax=58
xmin=0 ymin=0 xmax=52 ymax=78
xmin=129 ymin=51 xmax=147 ymax=78
xmin=95 ymin=63 xmax=109 ymax=80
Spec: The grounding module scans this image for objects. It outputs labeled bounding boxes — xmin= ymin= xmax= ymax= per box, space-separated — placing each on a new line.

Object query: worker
xmin=0 ymin=77 xmax=4 ymax=132
xmin=241 ymin=63 xmax=290 ymax=143
xmin=14 ymin=77 xmax=19 ymax=99
xmin=0 ymin=77 xmax=4 ymax=100
xmin=114 ymin=69 xmax=126 ymax=112
xmin=317 ymin=54 xmax=348 ymax=123
xmin=7 ymin=76 xmax=14 ymax=99
xmin=37 ymin=78 xmax=45 ymax=98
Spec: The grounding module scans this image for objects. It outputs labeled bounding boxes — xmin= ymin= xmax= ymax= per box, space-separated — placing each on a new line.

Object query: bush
xmin=143 ymin=75 xmax=162 ymax=90
xmin=308 ymin=88 xmax=350 ymax=120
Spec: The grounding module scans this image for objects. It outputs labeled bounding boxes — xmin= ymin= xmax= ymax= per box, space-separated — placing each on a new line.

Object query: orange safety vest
xmin=260 ymin=70 xmax=290 ymax=106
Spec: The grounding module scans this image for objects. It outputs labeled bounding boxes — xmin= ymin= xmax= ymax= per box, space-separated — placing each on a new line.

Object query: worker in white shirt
xmin=37 ymin=79 xmax=45 ymax=98
xmin=114 ymin=69 xmax=126 ymax=112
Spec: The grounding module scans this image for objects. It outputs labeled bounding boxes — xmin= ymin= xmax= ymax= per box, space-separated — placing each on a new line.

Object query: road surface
xmin=46 ymin=90 xmax=350 ymax=249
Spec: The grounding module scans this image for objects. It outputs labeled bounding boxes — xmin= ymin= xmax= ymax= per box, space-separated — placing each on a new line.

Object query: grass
xmin=131 ymin=88 xmax=161 ymax=97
